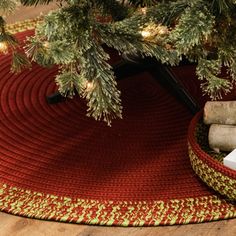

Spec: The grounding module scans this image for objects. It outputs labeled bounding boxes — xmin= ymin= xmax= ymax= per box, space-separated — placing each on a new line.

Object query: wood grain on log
xmin=209 ymin=124 xmax=236 ymax=152
xmin=204 ymin=101 xmax=236 ymax=125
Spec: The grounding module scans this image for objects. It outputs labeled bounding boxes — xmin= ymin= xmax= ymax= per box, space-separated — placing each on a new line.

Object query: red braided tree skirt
xmin=0 ymin=30 xmax=236 ymax=226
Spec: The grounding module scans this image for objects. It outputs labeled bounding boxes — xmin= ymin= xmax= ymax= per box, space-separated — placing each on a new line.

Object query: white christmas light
xmin=158 ymin=26 xmax=168 ymax=35
xmin=141 ymin=7 xmax=147 ymax=14
xmin=43 ymin=41 xmax=50 ymax=49
xmin=86 ymin=81 xmax=93 ymax=90
xmin=0 ymin=41 xmax=8 ymax=54
xmin=141 ymin=30 xmax=151 ymax=38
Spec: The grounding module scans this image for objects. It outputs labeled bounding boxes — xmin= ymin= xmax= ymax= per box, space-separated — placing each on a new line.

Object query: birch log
xmin=208 ymin=124 xmax=236 ymax=152
xmin=204 ymin=101 xmax=236 ymax=125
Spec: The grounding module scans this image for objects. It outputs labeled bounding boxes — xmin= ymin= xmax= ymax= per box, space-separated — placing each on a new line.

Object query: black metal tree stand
xmin=46 ymin=56 xmax=200 ymax=115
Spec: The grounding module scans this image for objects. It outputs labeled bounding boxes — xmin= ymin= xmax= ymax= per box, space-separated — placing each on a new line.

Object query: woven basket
xmin=188 ymin=110 xmax=236 ymax=200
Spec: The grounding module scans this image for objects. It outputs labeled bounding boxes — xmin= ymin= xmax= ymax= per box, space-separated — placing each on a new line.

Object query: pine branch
xmin=2 ymin=0 xmax=236 ymax=124
xmin=24 ymin=2 xmax=122 ymax=125
xmin=218 ymin=42 xmax=236 ymax=80
xmin=211 ymin=0 xmax=235 ymax=14
xmin=92 ymin=0 xmax=129 ymax=21
xmin=96 ymin=22 xmax=179 ymax=65
xmin=196 ymin=58 xmax=232 ymax=99
xmin=55 ymin=68 xmax=82 ymax=98
xmin=76 ymin=25 xmax=122 ymax=126
xmin=168 ymin=1 xmax=215 ymax=55
xmin=11 ymin=51 xmax=31 ymax=73
xmin=0 ymin=0 xmax=17 ymax=14
xmin=94 ymin=2 xmax=184 ymax=66
xmin=0 ymin=32 xmax=19 ymax=48
xmin=127 ymin=0 xmax=158 ymax=7
xmin=24 ymin=37 xmax=55 ymax=67
xmin=20 ymin=0 xmax=54 ymax=6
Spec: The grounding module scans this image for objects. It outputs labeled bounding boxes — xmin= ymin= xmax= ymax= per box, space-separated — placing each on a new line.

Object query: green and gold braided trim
xmin=188 ymin=111 xmax=236 ymax=201
xmin=0 ymin=182 xmax=236 ymax=226
xmin=6 ymin=17 xmax=43 ymax=34
xmin=188 ymin=144 xmax=236 ymax=200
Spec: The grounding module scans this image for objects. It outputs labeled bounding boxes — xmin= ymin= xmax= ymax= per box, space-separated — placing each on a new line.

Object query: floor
xmin=1 ymin=3 xmax=236 ymax=236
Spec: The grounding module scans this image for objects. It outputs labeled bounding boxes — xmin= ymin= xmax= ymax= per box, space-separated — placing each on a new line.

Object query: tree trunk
xmin=208 ymin=124 xmax=236 ymax=152
xmin=203 ymin=101 xmax=236 ymax=125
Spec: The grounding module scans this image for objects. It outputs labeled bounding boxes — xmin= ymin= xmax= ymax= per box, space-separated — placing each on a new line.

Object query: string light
xmin=141 ymin=30 xmax=151 ymax=38
xmin=158 ymin=26 xmax=169 ymax=35
xmin=86 ymin=81 xmax=94 ymax=90
xmin=140 ymin=7 xmax=147 ymax=15
xmin=140 ymin=23 xmax=169 ymax=42
xmin=0 ymin=41 xmax=8 ymax=54
xmin=43 ymin=41 xmax=50 ymax=49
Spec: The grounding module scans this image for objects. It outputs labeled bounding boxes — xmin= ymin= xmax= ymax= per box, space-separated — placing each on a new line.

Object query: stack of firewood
xmin=203 ymin=101 xmax=236 ymax=153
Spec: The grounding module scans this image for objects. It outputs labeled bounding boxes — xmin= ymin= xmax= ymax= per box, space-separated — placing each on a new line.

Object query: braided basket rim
xmin=188 ymin=110 xmax=236 ymax=179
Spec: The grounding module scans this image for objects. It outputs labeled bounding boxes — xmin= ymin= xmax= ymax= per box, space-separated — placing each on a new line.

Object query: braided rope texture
xmin=0 ymin=22 xmax=236 ymax=226
xmin=188 ymin=111 xmax=236 ymax=201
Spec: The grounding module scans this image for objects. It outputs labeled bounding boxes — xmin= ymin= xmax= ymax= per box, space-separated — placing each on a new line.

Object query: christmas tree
xmin=1 ymin=0 xmax=236 ymax=125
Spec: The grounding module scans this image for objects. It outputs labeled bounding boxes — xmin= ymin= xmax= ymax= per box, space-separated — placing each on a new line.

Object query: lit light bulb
xmin=158 ymin=26 xmax=169 ymax=35
xmin=141 ymin=30 xmax=151 ymax=38
xmin=159 ymin=29 xmax=166 ymax=35
xmin=0 ymin=41 xmax=8 ymax=54
xmin=43 ymin=41 xmax=49 ymax=49
xmin=141 ymin=7 xmax=147 ymax=14
xmin=86 ymin=81 xmax=93 ymax=90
